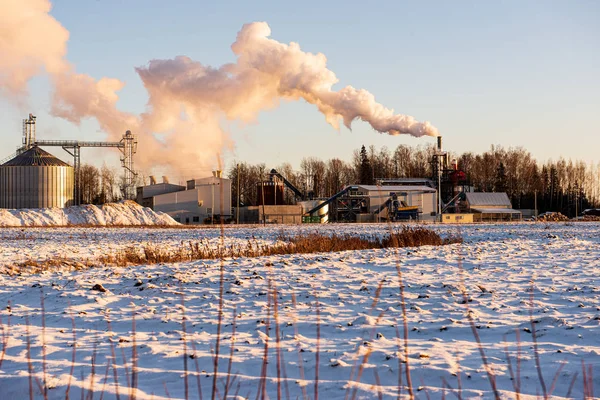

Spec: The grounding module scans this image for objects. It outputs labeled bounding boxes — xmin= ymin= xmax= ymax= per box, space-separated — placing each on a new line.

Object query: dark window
xmin=185 ymin=217 xmax=190 ymax=224
xmin=193 ymin=216 xmax=200 ymax=222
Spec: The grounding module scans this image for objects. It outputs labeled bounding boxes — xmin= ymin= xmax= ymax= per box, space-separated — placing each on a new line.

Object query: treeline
xmin=78 ymin=165 xmax=129 ymax=204
xmin=228 ymin=144 xmax=600 ymax=217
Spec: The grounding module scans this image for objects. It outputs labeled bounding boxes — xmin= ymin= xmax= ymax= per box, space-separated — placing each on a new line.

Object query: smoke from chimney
xmin=1 ymin=2 xmax=439 ymax=177
xmin=0 ymin=0 xmax=69 ymax=97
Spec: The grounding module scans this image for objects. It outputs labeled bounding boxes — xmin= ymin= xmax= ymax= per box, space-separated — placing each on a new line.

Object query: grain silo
xmin=0 ymin=146 xmax=74 ymax=209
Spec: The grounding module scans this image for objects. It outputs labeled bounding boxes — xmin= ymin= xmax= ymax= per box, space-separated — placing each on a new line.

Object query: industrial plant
xmin=134 ymin=136 xmax=521 ymax=224
xmin=1 ymin=114 xmax=522 ymax=224
xmin=136 ymin=172 xmax=232 ymax=224
xmin=0 ymin=114 xmax=138 ymax=209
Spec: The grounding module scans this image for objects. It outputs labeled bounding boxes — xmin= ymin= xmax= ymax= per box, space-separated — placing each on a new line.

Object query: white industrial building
xmin=136 ymin=180 xmax=186 ymax=209
xmin=136 ymin=172 xmax=232 ymax=224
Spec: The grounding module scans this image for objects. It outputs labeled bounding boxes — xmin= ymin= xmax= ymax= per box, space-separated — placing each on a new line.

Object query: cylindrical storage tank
xmin=256 ymin=181 xmax=284 ymax=206
xmin=300 ymin=200 xmax=329 ymax=223
xmin=0 ymin=146 xmax=74 ymax=209
xmin=317 ymin=200 xmax=329 ymax=223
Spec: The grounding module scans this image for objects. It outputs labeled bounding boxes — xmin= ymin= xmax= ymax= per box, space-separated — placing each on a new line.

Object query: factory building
xmin=136 ymin=177 xmax=186 ymax=209
xmin=0 ymin=146 xmax=74 ymax=209
xmin=464 ymin=192 xmax=521 ymax=221
xmin=136 ymin=172 xmax=232 ymax=224
xmin=300 ymin=184 xmax=437 ymax=223
xmin=358 ymin=184 xmax=437 ymax=222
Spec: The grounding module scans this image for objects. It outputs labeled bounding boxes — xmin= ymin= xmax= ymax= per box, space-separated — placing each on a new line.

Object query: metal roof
xmin=377 ymin=178 xmax=435 ymax=186
xmin=471 ymin=207 xmax=521 ymax=214
xmin=357 ymin=185 xmax=436 ymax=193
xmin=465 ymin=192 xmax=512 ymax=207
xmin=1 ymin=146 xmax=71 ymax=167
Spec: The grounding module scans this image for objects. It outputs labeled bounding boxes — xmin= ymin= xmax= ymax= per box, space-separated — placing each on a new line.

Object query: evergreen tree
xmin=359 ymin=145 xmax=373 ymax=185
xmin=494 ymin=162 xmax=507 ymax=193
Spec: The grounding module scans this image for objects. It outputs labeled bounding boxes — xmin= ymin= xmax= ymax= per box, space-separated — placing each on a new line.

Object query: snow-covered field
xmin=0 ymin=223 xmax=599 ymax=399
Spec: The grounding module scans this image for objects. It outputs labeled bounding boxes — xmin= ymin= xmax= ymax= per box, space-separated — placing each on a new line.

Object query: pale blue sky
xmin=1 ymin=0 xmax=599 ymax=181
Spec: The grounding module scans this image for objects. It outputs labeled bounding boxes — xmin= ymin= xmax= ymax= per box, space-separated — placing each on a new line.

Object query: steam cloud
xmin=1 ymin=1 xmax=439 ymax=176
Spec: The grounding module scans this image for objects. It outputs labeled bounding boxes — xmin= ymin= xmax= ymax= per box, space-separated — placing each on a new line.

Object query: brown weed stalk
xmin=211 ymin=258 xmax=226 ymax=400
xmin=528 ymin=281 xmax=547 ymax=398
xmin=223 ymin=307 xmax=237 ymax=399
xmin=291 ymin=290 xmax=308 ymax=400
xmin=458 ymin=250 xmax=500 ymax=399
xmin=190 ymin=338 xmax=203 ymax=400
xmin=503 ymin=333 xmax=520 ymax=399
xmin=345 ymin=280 xmax=385 ymax=400
xmin=0 ymin=301 xmax=11 ymax=370
xmin=65 ymin=305 xmax=77 ymax=400
xmin=26 ymin=315 xmax=34 ymax=400
xmin=105 ymin=317 xmax=121 ymax=400
xmin=130 ymin=305 xmax=138 ymax=400
xmin=180 ymin=291 xmax=189 ymax=400
xmin=314 ymin=292 xmax=321 ymax=400
xmin=39 ymin=290 xmax=49 ymax=400
xmin=256 ymin=278 xmax=273 ymax=400
xmin=85 ymin=341 xmax=98 ymax=400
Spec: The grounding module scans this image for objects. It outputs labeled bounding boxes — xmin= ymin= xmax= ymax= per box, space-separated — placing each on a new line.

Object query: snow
xmin=0 ymin=201 xmax=178 ymax=227
xmin=0 ymin=222 xmax=599 ymax=399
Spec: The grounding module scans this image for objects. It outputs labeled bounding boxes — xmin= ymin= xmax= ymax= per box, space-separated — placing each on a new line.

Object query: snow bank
xmin=0 ymin=200 xmax=179 ymax=226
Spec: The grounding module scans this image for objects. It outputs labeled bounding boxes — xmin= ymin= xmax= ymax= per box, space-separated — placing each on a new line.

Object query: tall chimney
xmin=437 ymin=136 xmax=442 ymax=152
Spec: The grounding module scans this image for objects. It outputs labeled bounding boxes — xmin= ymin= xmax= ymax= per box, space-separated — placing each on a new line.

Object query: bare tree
xmin=99 ymin=165 xmax=119 ymax=203
xmin=300 ymin=157 xmax=326 ymax=198
xmin=79 ymin=164 xmax=100 ymax=204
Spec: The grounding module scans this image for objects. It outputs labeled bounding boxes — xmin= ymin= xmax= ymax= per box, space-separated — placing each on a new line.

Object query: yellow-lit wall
xmin=442 ymin=214 xmax=474 ymax=224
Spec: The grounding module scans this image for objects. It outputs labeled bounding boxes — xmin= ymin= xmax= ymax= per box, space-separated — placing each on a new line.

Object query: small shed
xmin=465 ymin=192 xmax=522 ymax=222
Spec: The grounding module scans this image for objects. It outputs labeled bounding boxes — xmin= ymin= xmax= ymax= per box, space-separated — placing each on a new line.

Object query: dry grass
xmin=95 ymin=226 xmax=462 ymax=268
xmin=3 ymin=227 xmax=461 ymax=274
xmin=4 ymin=258 xmax=92 ymax=275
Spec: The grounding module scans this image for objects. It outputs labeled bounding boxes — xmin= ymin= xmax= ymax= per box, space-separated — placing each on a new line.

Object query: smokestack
xmin=437 ymin=136 xmax=443 ymax=152
xmin=212 ymin=171 xmax=216 ymax=177
xmin=149 ymin=175 xmax=157 ymax=185
xmin=162 ymin=176 xmax=169 ymax=184
xmin=216 ymin=170 xmax=222 ymax=178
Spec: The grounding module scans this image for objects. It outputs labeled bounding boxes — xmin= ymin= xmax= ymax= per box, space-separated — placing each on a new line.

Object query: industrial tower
xmin=11 ymin=114 xmax=138 ymax=204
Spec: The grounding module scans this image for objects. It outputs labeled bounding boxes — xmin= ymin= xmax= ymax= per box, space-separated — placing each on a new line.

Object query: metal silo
xmin=0 ymin=146 xmax=74 ymax=209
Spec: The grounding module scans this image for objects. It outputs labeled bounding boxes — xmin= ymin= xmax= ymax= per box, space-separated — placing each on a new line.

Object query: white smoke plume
xmin=0 ymin=0 xmax=69 ymax=96
xmin=137 ymin=22 xmax=439 ymax=138
xmin=0 ymin=2 xmax=438 ymax=177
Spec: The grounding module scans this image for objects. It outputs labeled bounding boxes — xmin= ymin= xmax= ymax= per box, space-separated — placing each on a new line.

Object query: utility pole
xmin=575 ymin=184 xmax=578 ymax=218
xmin=437 ymin=136 xmax=443 ymax=223
xmin=261 ymin=171 xmax=266 ymax=225
xmin=438 ymin=159 xmax=442 ymax=222
xmin=236 ymin=163 xmax=240 ymax=224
